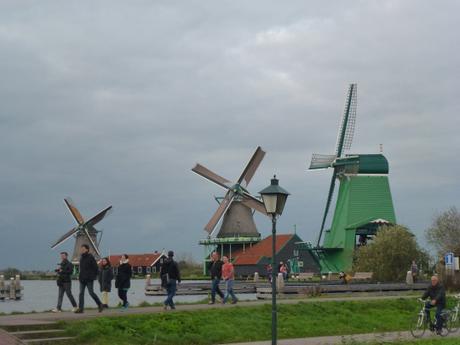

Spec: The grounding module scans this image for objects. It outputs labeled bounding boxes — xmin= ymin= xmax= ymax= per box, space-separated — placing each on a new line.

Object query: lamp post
xmin=259 ymin=175 xmax=290 ymax=345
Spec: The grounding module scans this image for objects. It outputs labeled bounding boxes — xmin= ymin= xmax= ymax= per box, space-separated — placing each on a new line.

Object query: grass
xmin=65 ymin=298 xmax=432 ymax=345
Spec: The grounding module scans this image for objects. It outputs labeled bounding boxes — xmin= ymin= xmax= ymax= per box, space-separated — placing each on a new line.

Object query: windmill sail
xmin=309 ymin=154 xmax=336 ymax=170
xmin=335 ymin=83 xmax=357 ymax=157
xmin=237 ymin=146 xmax=266 ymax=187
xmin=314 ymin=84 xmax=358 ymax=247
xmin=205 ymin=191 xmax=235 ymax=235
xmin=316 ymin=171 xmax=337 ymax=247
xmin=51 ymin=226 xmax=79 ymax=249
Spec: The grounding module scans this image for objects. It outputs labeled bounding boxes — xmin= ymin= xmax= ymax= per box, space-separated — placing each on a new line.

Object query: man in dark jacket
xmin=160 ymin=250 xmax=181 ymax=310
xmin=52 ymin=252 xmax=77 ymax=312
xmin=422 ymin=275 xmax=446 ymax=333
xmin=76 ymin=244 xmax=103 ymax=313
xmin=209 ymin=251 xmax=224 ymax=304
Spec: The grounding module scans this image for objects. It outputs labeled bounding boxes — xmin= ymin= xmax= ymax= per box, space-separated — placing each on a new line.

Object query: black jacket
xmin=79 ymin=252 xmax=99 ymax=282
xmin=115 ymin=263 xmax=132 ymax=290
xmin=57 ymin=259 xmax=73 ymax=286
xmin=98 ymin=265 xmax=114 ymax=292
xmin=209 ymin=260 xmax=223 ymax=280
xmin=160 ymin=258 xmax=181 ymax=286
xmin=422 ymin=283 xmax=446 ymax=307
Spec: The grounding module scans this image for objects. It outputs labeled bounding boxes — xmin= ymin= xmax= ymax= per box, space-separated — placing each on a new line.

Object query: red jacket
xmin=222 ymin=263 xmax=235 ymax=280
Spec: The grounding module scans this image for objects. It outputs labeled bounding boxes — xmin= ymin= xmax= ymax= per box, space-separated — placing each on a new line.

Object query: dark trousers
xmin=164 ymin=280 xmax=177 ymax=308
xmin=211 ymin=278 xmax=224 ymax=303
xmin=57 ymin=282 xmax=77 ymax=309
xmin=118 ymin=288 xmax=128 ymax=307
xmin=79 ymin=280 xmax=101 ymax=310
xmin=425 ymin=301 xmax=444 ymax=330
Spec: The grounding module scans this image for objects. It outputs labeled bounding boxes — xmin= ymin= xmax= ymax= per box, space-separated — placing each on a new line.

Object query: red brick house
xmin=109 ymin=252 xmax=166 ymax=276
xmin=232 ymin=234 xmax=318 ymax=277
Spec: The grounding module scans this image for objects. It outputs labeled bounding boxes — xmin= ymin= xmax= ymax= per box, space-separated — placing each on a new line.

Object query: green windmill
xmin=308 ymin=84 xmax=396 ymax=273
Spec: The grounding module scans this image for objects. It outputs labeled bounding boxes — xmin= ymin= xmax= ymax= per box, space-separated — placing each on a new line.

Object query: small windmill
xmin=51 ymin=198 xmax=112 ymax=263
xmin=192 ymin=147 xmax=268 ymax=266
xmin=307 ymin=84 xmax=396 ymax=273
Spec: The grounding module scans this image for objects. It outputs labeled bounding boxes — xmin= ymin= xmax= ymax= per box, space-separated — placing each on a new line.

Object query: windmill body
xmin=70 ymin=225 xmax=99 ymax=263
xmin=317 ymin=154 xmax=396 ymax=273
xmin=192 ymin=147 xmax=268 ymax=273
xmin=305 ymin=84 xmax=397 ymax=273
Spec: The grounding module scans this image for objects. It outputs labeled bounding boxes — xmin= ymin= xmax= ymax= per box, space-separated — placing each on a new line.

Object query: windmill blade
xmin=192 ymin=164 xmax=231 ymax=191
xmin=82 ymin=227 xmax=101 ymax=257
xmin=237 ymin=146 xmax=266 ymax=186
xmin=84 ymin=206 xmax=113 ymax=228
xmin=204 ymin=191 xmax=235 ymax=234
xmin=316 ymin=171 xmax=337 ymax=247
xmin=64 ymin=198 xmax=85 ymax=225
xmin=241 ymin=193 xmax=267 ymax=216
xmin=335 ymin=83 xmax=357 ymax=157
xmin=309 ymin=154 xmax=336 ymax=170
xmin=51 ymin=226 xmax=79 ymax=249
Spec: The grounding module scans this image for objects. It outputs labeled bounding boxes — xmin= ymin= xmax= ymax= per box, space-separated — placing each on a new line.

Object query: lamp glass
xmin=261 ymin=194 xmax=277 ymax=214
xmin=275 ymin=193 xmax=288 ymax=215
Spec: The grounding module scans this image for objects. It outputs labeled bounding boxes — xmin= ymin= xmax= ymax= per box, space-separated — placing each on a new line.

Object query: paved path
xmin=222 ymin=331 xmax=460 ymax=345
xmin=0 ymin=295 xmax=414 ymax=326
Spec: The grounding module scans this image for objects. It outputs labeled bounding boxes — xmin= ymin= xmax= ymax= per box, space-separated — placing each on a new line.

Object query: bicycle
xmin=410 ymin=298 xmax=450 ymax=338
xmin=448 ymin=294 xmax=460 ymax=333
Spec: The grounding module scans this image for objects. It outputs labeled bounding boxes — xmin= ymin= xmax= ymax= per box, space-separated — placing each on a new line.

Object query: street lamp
xmin=259 ymin=175 xmax=290 ymax=345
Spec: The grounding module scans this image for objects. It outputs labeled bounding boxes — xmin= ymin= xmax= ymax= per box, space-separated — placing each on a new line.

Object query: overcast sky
xmin=0 ymin=1 xmax=459 ymax=270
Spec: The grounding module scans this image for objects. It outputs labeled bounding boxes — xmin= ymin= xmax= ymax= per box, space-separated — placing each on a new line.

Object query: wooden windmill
xmin=192 ymin=147 xmax=268 ymax=266
xmin=51 ymin=198 xmax=112 ymax=263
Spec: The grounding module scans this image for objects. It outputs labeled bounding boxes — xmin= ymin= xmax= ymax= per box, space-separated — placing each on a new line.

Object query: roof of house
xmin=108 ymin=253 xmax=165 ymax=267
xmin=233 ymin=234 xmax=297 ymax=266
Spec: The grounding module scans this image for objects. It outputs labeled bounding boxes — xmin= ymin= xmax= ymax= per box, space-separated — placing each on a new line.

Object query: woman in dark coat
xmin=98 ymin=257 xmax=113 ymax=308
xmin=115 ymin=254 xmax=132 ymax=309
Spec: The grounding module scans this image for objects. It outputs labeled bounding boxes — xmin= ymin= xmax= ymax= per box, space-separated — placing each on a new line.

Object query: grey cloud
xmin=0 ymin=1 xmax=458 ymax=269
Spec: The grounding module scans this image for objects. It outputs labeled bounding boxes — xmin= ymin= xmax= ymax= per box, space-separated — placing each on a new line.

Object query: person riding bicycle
xmin=421 ymin=275 xmax=446 ymax=334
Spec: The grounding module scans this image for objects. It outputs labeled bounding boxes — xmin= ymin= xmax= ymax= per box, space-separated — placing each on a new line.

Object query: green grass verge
xmin=65 ymin=298 xmax=434 ymax=345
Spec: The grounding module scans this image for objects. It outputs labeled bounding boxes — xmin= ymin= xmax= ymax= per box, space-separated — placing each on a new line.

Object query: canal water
xmin=0 ymin=279 xmax=256 ymax=314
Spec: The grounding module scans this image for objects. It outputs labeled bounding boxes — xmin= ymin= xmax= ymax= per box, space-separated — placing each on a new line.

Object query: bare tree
xmin=426 ymin=207 xmax=460 ymax=256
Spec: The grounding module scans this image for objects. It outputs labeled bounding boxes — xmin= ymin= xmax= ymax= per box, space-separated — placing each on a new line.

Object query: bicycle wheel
xmin=449 ymin=313 xmax=459 ymax=333
xmin=410 ymin=313 xmax=426 ymax=338
xmin=438 ymin=310 xmax=452 ymax=337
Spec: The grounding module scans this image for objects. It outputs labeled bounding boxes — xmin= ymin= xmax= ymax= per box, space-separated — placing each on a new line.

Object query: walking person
xmin=222 ymin=256 xmax=237 ymax=304
xmin=279 ymin=261 xmax=288 ymax=281
xmin=209 ymin=251 xmax=225 ymax=304
xmin=98 ymin=257 xmax=113 ymax=309
xmin=267 ymin=264 xmax=273 ymax=283
xmin=411 ymin=260 xmax=419 ymax=283
xmin=75 ymin=244 xmax=103 ymax=313
xmin=52 ymin=252 xmax=77 ymax=312
xmin=115 ymin=254 xmax=132 ymax=309
xmin=160 ymin=250 xmax=181 ymax=310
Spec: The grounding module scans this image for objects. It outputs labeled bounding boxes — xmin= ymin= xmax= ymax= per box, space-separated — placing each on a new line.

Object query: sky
xmin=0 ymin=1 xmax=459 ymax=270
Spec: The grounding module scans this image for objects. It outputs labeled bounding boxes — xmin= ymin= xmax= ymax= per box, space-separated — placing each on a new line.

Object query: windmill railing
xmin=199 ymin=236 xmax=261 ymax=245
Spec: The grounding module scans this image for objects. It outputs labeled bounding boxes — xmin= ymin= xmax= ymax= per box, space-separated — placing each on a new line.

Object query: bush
xmin=353 ymin=225 xmax=429 ymax=282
